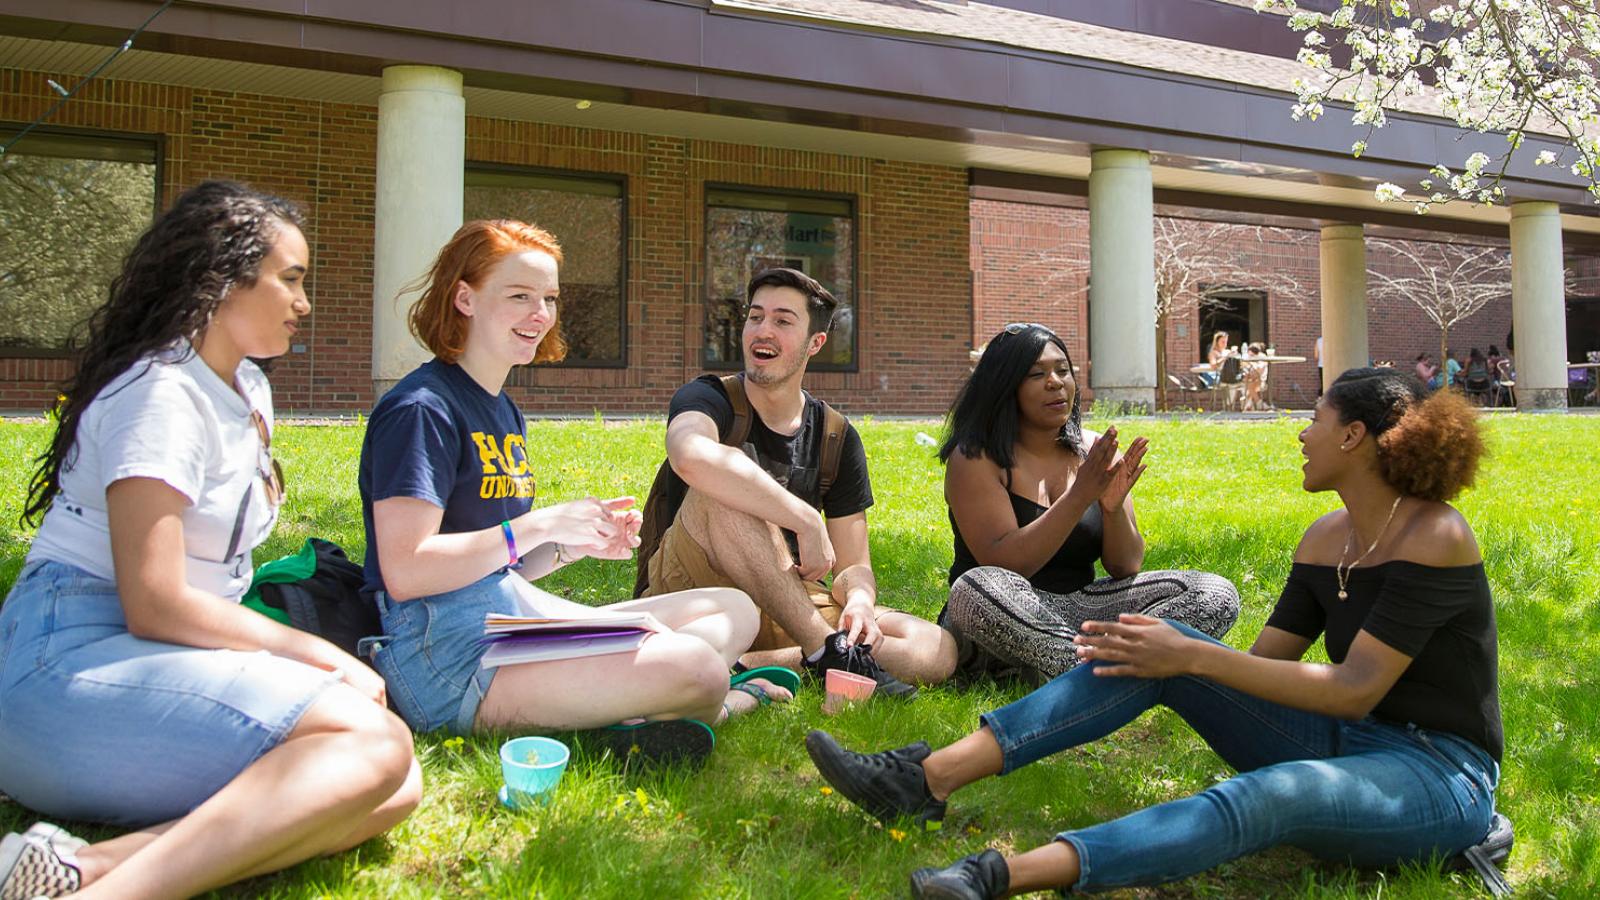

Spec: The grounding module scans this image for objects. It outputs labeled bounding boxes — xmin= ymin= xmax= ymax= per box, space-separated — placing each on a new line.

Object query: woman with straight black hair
xmin=809 ymin=367 xmax=1504 ymax=898
xmin=935 ymin=323 xmax=1237 ymax=681
xmin=0 ymin=181 xmax=418 ymax=900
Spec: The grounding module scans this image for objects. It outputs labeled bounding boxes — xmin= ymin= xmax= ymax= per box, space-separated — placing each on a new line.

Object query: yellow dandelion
xmin=819 ymin=786 xmax=834 ymax=796
xmin=889 ymin=828 xmax=907 ymax=842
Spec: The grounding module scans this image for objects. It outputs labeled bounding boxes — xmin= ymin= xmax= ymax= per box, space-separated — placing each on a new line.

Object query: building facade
xmin=3 ymin=0 xmax=1596 ymax=414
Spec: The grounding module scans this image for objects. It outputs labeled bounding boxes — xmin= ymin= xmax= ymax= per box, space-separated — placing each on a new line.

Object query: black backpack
xmin=253 ymin=538 xmax=383 ymax=668
xmin=632 ymin=374 xmax=847 ymax=598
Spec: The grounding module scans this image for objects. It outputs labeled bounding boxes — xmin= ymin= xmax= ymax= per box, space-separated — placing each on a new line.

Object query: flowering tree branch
xmin=1256 ymin=0 xmax=1600 ymax=208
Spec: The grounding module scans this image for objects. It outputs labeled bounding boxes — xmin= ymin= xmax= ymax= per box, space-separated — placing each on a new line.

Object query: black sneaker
xmin=804 ymin=631 xmax=918 ymax=700
xmin=805 ymin=729 xmax=945 ymax=828
xmin=586 ymin=719 xmax=715 ymax=770
xmin=909 ymin=849 xmax=1009 ymax=900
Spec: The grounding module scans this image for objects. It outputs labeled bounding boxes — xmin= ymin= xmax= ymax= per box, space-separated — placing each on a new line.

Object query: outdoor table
xmin=1569 ymin=362 xmax=1600 ymax=405
xmin=1191 ymin=355 xmax=1307 ymax=408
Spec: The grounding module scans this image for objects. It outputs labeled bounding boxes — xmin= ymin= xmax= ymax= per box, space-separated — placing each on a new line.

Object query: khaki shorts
xmin=643 ymin=520 xmax=841 ymax=652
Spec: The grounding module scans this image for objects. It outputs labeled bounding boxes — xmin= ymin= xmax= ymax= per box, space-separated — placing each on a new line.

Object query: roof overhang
xmin=4 ymin=0 xmax=1598 ymax=246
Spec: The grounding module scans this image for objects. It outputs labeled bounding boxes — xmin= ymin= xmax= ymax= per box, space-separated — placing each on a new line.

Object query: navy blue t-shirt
xmin=359 ymin=360 xmax=534 ymax=595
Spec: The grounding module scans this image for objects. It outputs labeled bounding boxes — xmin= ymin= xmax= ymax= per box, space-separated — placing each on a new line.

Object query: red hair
xmin=407 ymin=219 xmax=567 ymax=364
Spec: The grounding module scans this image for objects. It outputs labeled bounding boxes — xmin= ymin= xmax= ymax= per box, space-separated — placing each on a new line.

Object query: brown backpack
xmin=632 ymin=373 xmax=849 ymax=598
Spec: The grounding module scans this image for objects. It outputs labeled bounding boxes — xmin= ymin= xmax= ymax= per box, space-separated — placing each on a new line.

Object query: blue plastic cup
xmin=499 ymin=736 xmax=570 ymax=810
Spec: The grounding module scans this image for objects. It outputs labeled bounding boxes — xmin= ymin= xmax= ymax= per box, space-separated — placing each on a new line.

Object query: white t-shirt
xmin=28 ymin=342 xmax=280 ymax=602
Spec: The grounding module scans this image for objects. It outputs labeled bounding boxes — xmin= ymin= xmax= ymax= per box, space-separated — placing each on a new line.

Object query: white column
xmin=373 ymin=65 xmax=465 ymax=393
xmin=1088 ymin=148 xmax=1156 ymax=410
xmin=1509 ymin=201 xmax=1568 ymax=410
xmin=1318 ymin=223 xmax=1368 ymax=391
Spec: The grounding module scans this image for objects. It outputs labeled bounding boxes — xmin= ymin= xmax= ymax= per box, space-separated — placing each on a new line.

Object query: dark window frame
xmin=702 ymin=183 xmax=860 ymax=374
xmin=0 ymin=123 xmax=163 ymax=360
xmin=1196 ymin=285 xmax=1270 ymax=357
xmin=464 ymin=162 xmax=630 ymax=373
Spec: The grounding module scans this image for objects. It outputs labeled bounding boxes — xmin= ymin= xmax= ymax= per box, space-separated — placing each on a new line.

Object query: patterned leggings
xmin=941 ymin=566 xmax=1240 ymax=682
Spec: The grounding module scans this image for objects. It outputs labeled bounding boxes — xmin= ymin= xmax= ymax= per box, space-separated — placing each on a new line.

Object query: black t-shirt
xmin=665 ymin=375 xmax=872 ymax=529
xmin=358 ymin=360 xmax=534 ymax=595
xmin=1266 ymin=561 xmax=1503 ymax=763
xmin=948 ymin=494 xmax=1103 ymax=594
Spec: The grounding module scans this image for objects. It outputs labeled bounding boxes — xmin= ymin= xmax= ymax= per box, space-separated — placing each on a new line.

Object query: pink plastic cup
xmin=822 ymin=669 xmax=876 ymax=714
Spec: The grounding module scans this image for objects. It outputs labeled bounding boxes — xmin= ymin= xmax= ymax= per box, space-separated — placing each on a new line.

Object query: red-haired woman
xmin=810 ymin=368 xmax=1504 ymax=897
xmin=358 ymin=220 xmax=775 ymax=764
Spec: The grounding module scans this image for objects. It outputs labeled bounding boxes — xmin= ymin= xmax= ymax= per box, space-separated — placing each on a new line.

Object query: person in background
xmin=1314 ymin=334 xmax=1324 ymax=397
xmin=0 ymin=181 xmax=420 ymax=900
xmin=1197 ymin=330 xmax=1231 ymax=388
xmin=1241 ymin=342 xmax=1270 ymax=411
xmin=1415 ymin=353 xmax=1438 ymax=391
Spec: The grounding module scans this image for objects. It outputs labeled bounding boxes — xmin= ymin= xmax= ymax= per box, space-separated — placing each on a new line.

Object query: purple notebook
xmin=482 ymin=628 xmax=647 ymax=646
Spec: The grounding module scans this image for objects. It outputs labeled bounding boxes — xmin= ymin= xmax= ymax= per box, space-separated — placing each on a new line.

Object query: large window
xmin=0 ymin=127 xmax=159 ymax=355
xmin=704 ymin=186 xmax=856 ymax=370
xmin=464 ymin=165 xmax=626 ymax=368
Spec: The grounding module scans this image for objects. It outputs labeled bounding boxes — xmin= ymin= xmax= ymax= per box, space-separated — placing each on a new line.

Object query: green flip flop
xmin=730 ymin=665 xmax=801 ymax=696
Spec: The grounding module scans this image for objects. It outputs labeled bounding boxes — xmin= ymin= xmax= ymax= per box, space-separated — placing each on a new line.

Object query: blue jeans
xmin=979 ymin=623 xmax=1499 ymax=892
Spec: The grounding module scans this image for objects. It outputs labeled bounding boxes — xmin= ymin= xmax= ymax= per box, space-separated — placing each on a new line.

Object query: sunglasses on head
xmin=1003 ymin=322 xmax=1054 ymax=336
xmin=250 ymin=409 xmax=286 ymax=508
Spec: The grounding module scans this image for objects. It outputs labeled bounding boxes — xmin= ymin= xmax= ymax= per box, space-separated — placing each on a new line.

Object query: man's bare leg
xmin=871 ymin=612 xmax=958 ymax=684
xmin=742 ymin=611 xmax=957 ymax=685
xmin=676 ymin=490 xmax=834 ymax=657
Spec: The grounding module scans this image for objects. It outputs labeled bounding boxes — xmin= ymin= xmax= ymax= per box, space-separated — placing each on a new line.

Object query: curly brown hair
xmin=1326 ymin=367 xmax=1484 ymax=502
xmin=24 ymin=180 xmax=301 ymax=525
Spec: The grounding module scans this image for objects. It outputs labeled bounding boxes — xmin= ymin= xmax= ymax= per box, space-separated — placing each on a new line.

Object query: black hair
xmin=1324 ymin=366 xmax=1483 ymax=502
xmin=1469 ymin=346 xmax=1486 ymax=363
xmin=1488 ymin=344 xmax=1500 ymax=356
xmin=24 ymin=180 xmax=303 ymax=525
xmin=939 ymin=324 xmax=1084 ymax=469
xmin=746 ymin=267 xmax=838 ymax=336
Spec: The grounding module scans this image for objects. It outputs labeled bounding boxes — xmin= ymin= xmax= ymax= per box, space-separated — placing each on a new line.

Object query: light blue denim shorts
xmin=0 ymin=560 xmax=340 ymax=827
xmin=366 ymin=570 xmax=513 ymax=735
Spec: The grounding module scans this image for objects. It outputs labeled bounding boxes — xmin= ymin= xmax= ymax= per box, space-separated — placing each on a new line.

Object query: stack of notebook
xmin=479 ymin=578 xmax=662 ymax=668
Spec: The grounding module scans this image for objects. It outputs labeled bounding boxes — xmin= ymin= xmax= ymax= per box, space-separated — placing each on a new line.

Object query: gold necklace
xmin=1336 ymin=494 xmax=1404 ymax=601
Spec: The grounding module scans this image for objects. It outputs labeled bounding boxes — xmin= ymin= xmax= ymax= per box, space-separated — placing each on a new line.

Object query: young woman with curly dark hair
xmin=809 ymin=367 xmax=1503 ymax=898
xmin=0 ymin=181 xmax=419 ymax=900
xmin=937 ymin=323 xmax=1238 ymax=682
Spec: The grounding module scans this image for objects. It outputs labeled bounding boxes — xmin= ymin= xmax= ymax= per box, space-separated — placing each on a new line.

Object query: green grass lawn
xmin=1 ymin=414 xmax=1597 ymax=898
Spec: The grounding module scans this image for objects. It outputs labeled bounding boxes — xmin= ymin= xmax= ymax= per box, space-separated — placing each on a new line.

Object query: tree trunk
xmin=1439 ymin=327 xmax=1449 ymax=388
xmin=1156 ymin=312 xmax=1169 ymax=410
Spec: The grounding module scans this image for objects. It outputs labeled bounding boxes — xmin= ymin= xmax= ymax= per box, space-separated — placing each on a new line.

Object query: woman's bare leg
xmin=475 ymin=630 xmax=730 ymax=730
xmin=68 ymin=685 xmax=418 ymax=899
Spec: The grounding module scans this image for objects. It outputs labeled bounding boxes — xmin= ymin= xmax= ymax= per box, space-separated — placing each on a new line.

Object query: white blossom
xmin=1259 ymin=0 xmax=1600 ymax=206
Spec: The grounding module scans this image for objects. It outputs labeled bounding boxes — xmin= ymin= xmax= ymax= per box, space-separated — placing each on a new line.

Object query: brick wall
xmin=971 ymin=197 xmax=1520 ymax=408
xmin=2 ymin=67 xmax=972 ymax=416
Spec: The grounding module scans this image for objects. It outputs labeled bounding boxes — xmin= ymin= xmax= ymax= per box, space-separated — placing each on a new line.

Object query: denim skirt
xmin=0 ymin=560 xmax=340 ymax=827
xmin=366 ymin=570 xmax=515 ymax=735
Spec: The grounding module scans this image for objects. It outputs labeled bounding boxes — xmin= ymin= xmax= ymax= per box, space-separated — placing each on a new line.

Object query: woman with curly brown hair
xmin=0 ymin=181 xmax=419 ymax=899
xmin=807 ymin=367 xmax=1504 ymax=898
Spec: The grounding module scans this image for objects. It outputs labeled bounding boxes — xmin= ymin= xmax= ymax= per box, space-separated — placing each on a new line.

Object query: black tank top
xmin=949 ymin=493 xmax=1104 ymax=595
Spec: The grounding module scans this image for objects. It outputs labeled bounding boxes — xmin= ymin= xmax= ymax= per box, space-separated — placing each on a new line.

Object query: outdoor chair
xmin=1211 ymin=355 xmax=1244 ymax=411
xmin=1491 ymin=359 xmax=1515 ymax=407
xmin=1166 ymin=373 xmax=1204 ymax=408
